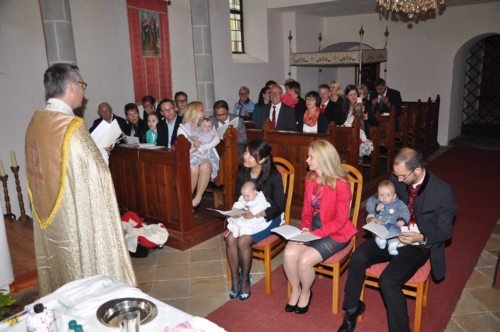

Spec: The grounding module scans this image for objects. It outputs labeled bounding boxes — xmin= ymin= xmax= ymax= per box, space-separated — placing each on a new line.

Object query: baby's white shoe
xmin=375 ymin=236 xmax=387 ymax=249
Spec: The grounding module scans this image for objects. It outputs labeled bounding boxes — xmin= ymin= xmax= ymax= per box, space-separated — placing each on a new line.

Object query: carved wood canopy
xmin=290 ymin=48 xmax=387 ymax=67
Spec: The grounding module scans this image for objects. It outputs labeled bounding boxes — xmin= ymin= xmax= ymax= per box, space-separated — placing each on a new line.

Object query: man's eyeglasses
xmin=176 ymin=99 xmax=187 ymax=104
xmin=393 ymin=169 xmax=415 ymax=181
xmin=215 ymin=112 xmax=228 ymax=118
xmin=74 ymin=80 xmax=88 ymax=91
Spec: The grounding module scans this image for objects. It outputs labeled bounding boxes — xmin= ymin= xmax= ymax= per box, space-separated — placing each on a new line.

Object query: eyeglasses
xmin=176 ymin=99 xmax=187 ymax=103
xmin=215 ymin=112 xmax=228 ymax=118
xmin=393 ymin=169 xmax=415 ymax=181
xmin=74 ymin=80 xmax=88 ymax=91
xmin=161 ymin=106 xmax=175 ymax=112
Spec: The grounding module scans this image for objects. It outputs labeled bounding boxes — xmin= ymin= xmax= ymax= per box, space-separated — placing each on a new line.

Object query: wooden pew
xmin=423 ymin=95 xmax=440 ymax=156
xmin=260 ymin=119 xmax=364 ymax=215
xmin=110 ymin=135 xmax=235 ymax=250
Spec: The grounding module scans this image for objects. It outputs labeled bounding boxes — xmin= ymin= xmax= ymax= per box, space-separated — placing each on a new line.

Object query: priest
xmin=25 ymin=63 xmax=136 ymax=295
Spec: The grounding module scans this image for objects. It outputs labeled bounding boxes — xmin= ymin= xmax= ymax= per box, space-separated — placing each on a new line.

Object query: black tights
xmin=226 ymin=234 xmax=253 ymax=293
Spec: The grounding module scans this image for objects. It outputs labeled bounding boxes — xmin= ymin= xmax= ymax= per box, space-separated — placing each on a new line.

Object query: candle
xmin=10 ymin=151 xmax=17 ymax=167
xmin=0 ymin=160 xmax=5 ymax=176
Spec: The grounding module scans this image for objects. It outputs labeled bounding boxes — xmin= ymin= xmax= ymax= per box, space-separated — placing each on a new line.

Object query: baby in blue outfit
xmin=366 ymin=180 xmax=410 ymax=255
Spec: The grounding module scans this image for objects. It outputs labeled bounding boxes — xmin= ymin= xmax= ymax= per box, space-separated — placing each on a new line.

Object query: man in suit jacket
xmin=338 ymin=147 xmax=457 ymax=332
xmin=89 ymin=102 xmax=127 ymax=133
xmin=210 ymin=100 xmax=247 ymax=159
xmin=156 ymin=98 xmax=182 ymax=148
xmin=370 ymin=78 xmax=403 ymax=115
xmin=256 ymin=84 xmax=297 ymax=131
xmin=319 ymin=84 xmax=345 ymax=126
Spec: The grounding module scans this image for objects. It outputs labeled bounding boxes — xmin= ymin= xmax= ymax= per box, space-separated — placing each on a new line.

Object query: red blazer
xmin=301 ymin=177 xmax=357 ymax=243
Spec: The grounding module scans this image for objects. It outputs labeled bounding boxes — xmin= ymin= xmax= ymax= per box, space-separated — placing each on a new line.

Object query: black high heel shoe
xmin=285 ymin=302 xmax=298 ymax=312
xmin=295 ymin=291 xmax=313 ymax=314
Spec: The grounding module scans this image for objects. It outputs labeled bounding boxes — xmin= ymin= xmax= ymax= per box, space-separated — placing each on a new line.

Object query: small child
xmin=366 ymin=180 xmax=410 ymax=255
xmin=145 ymin=112 xmax=159 ymax=144
xmin=227 ymin=181 xmax=270 ymax=238
xmin=192 ymin=117 xmax=220 ymax=179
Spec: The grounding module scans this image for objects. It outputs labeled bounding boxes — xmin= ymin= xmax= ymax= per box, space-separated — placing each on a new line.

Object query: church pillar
xmin=39 ymin=0 xmax=77 ymax=65
xmin=190 ymin=0 xmax=215 ymax=113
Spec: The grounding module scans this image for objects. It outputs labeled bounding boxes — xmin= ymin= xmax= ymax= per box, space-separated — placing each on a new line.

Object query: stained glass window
xmin=229 ymin=0 xmax=244 ymax=53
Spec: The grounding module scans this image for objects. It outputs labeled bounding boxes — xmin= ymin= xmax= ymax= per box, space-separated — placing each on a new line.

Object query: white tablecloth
xmin=0 ymin=204 xmax=14 ymax=291
xmin=0 ymin=275 xmax=225 ymax=332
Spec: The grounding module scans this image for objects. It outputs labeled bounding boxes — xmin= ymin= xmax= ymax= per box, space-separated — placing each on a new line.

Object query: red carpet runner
xmin=207 ymin=148 xmax=500 ymax=331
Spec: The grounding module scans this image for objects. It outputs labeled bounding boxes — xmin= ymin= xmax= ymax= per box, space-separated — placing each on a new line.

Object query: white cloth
xmin=0 ymin=275 xmax=225 ymax=332
xmin=122 ymin=222 xmax=169 ymax=253
xmin=0 ymin=204 xmax=14 ymax=291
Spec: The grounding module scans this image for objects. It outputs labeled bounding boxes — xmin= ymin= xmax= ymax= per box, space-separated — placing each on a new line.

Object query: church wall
xmin=69 ymin=0 xmax=135 ymax=128
xmin=209 ymin=0 xmax=286 ymax=107
xmin=320 ymin=2 xmax=500 ymax=145
xmin=0 ymin=0 xmax=47 ymax=216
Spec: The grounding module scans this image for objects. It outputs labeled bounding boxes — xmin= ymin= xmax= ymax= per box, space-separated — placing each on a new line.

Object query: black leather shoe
xmin=338 ymin=301 xmax=365 ymax=332
xmin=284 ymin=303 xmax=297 ymax=312
xmin=294 ymin=291 xmax=313 ymax=314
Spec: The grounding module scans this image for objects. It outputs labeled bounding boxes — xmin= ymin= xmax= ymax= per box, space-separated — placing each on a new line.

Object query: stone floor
xmin=131 ymin=217 xmax=500 ymax=331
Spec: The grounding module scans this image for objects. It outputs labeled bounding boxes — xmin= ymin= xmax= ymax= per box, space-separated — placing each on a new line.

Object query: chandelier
xmin=376 ymin=0 xmax=446 ymax=19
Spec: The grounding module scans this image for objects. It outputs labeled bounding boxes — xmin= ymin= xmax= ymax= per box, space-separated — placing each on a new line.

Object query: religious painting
xmin=356 ymin=63 xmax=380 ymax=93
xmin=127 ymin=0 xmax=171 ymax=103
xmin=139 ymin=10 xmax=161 ymax=57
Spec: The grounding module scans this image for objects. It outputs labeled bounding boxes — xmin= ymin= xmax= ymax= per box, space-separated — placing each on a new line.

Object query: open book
xmin=271 ymin=225 xmax=320 ymax=242
xmin=207 ymin=208 xmax=247 ymax=217
xmin=216 ymin=117 xmax=239 ymax=139
xmin=362 ymin=222 xmax=401 ymax=240
xmin=90 ymin=119 xmax=122 ymax=148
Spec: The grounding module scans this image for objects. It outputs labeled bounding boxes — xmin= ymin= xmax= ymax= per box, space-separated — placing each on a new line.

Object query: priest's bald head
xmin=43 ymin=63 xmax=86 ymax=109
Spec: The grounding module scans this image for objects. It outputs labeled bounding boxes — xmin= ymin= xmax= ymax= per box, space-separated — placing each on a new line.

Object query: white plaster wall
xmin=168 ymin=0 xmax=197 ymax=100
xmin=321 ymin=2 xmax=500 ymax=145
xmin=70 ymin=0 xmax=135 ymax=127
xmin=209 ymin=0 xmax=286 ymax=105
xmin=0 ymin=0 xmax=47 ymax=217
xmin=294 ymin=13 xmax=322 ymax=94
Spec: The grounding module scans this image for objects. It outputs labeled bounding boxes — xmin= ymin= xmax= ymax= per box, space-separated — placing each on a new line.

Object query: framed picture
xmin=355 ymin=63 xmax=380 ymax=92
xmin=139 ymin=10 xmax=161 ymax=57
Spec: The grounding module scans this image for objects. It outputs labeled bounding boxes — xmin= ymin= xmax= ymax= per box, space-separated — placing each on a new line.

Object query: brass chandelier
xmin=376 ymin=0 xmax=446 ymax=18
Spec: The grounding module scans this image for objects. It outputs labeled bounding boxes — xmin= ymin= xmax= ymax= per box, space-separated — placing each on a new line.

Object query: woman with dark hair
xmin=252 ymin=86 xmax=271 ymax=121
xmin=226 ymin=139 xmax=285 ymax=301
xmin=296 ymin=91 xmax=331 ymax=134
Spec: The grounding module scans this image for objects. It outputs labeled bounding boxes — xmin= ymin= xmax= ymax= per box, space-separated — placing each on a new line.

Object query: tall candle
xmin=10 ymin=151 xmax=17 ymax=167
xmin=0 ymin=160 xmax=5 ymax=176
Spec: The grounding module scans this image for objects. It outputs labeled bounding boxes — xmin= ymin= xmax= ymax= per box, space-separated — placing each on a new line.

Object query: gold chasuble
xmin=25 ymin=107 xmax=136 ymax=295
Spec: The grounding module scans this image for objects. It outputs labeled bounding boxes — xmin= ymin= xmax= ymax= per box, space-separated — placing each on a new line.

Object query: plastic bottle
xmin=26 ymin=303 xmax=58 ymax=332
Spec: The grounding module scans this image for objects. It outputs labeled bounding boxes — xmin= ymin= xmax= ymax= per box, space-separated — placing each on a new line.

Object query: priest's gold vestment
xmin=25 ymin=108 xmax=136 ymax=295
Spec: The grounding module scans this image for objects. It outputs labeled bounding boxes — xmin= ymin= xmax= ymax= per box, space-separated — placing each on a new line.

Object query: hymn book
xmin=362 ymin=222 xmax=401 ymax=240
xmin=207 ymin=208 xmax=247 ymax=217
xmin=271 ymin=225 xmax=320 ymax=242
xmin=216 ymin=117 xmax=239 ymax=139
xmin=90 ymin=119 xmax=122 ymax=148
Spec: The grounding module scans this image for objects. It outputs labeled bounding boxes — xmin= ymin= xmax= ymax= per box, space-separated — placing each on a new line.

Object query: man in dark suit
xmin=338 ymin=147 xmax=457 ymax=332
xmin=370 ymin=78 xmax=402 ymax=115
xmin=319 ymin=84 xmax=345 ymax=126
xmin=89 ymin=102 xmax=127 ymax=133
xmin=256 ymin=84 xmax=297 ymax=131
xmin=156 ymin=98 xmax=182 ymax=148
xmin=210 ymin=100 xmax=247 ymax=159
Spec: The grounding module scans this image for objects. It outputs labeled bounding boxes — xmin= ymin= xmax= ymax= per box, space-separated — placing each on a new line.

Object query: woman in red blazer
xmin=283 ymin=139 xmax=357 ymax=314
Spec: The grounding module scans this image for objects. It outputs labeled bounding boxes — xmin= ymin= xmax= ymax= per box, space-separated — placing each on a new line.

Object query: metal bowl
xmin=96 ymin=297 xmax=158 ymax=327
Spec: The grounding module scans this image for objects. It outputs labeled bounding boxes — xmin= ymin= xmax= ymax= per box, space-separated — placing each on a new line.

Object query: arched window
xmin=229 ymin=0 xmax=244 ymax=53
